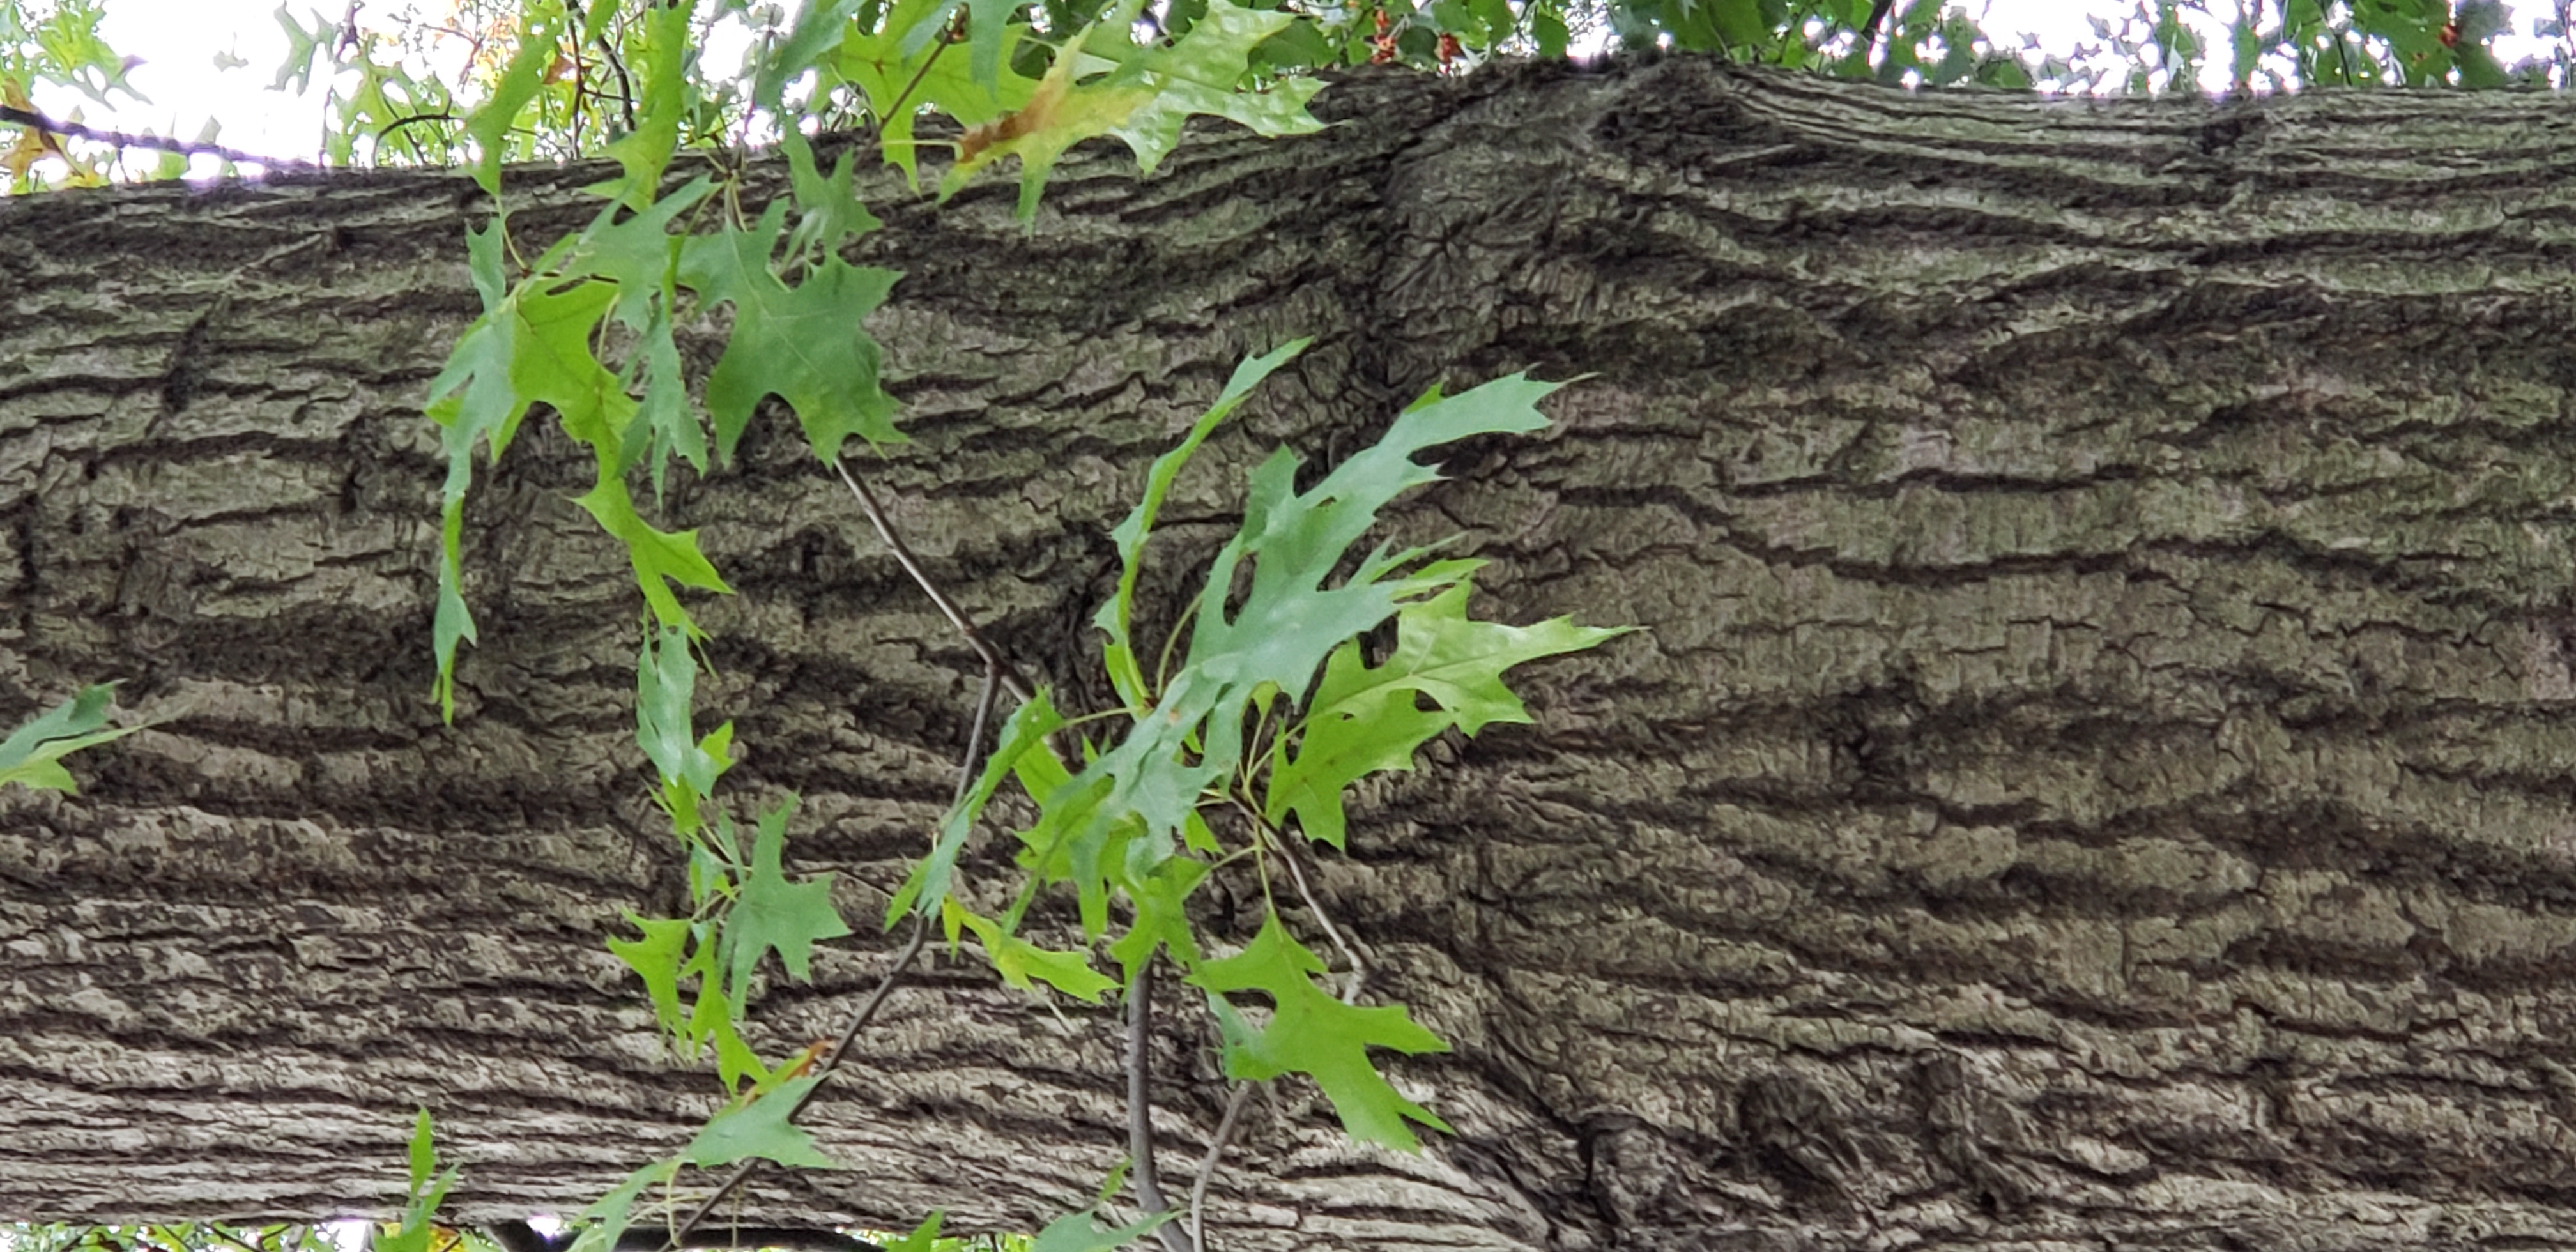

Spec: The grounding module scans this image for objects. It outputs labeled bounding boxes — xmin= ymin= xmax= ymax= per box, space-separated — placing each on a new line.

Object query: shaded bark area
xmin=9 ymin=57 xmax=2576 ymax=1249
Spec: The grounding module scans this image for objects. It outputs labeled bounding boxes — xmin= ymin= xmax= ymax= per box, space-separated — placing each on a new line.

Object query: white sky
xmin=19 ymin=0 xmax=2565 ymax=178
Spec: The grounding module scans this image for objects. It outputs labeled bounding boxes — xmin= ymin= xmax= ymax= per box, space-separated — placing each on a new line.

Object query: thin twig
xmin=0 ymin=104 xmax=311 ymax=170
xmin=869 ymin=31 xmax=953 ymax=141
xmin=1187 ymin=1083 xmax=1255 ymax=1251
xmin=834 ymin=457 xmax=1034 ymax=705
xmin=599 ymin=29 xmax=641 ymax=134
xmin=1127 ymin=962 xmax=1193 ymax=1252
xmin=1248 ymin=812 xmax=1367 ymax=1004
xmin=663 ymin=668 xmax=998 ymax=1251
xmin=666 ymin=913 xmax=930 ymax=1248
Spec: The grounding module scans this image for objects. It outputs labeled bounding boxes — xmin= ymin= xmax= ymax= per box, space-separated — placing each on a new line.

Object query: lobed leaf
xmin=678 ymin=202 xmax=904 ymax=462
xmin=596 ymin=0 xmax=697 ymax=207
xmin=946 ymin=898 xmax=1118 ymax=1002
xmin=719 ymin=797 xmax=854 ymax=1005
xmin=635 ymin=622 xmax=734 ymax=829
xmin=940 ymin=0 xmax=1324 ymax=220
xmin=606 ymin=913 xmax=698 ymax=1038
xmin=1027 ymin=1210 xmax=1175 ymax=1252
xmin=834 ymin=0 xmax=1041 ymax=187
xmin=1266 ymin=576 xmax=1628 ymax=847
xmin=887 ymin=688 xmax=1068 ymax=926
xmin=686 ymin=1076 xmax=839 ymax=1169
xmin=1188 ymin=917 xmax=1450 ymax=1149
xmin=0 ymin=683 xmax=139 ymax=793
xmin=562 ymin=1159 xmax=679 ymax=1252
xmin=461 ymin=8 xmax=562 ymax=195
xmin=1094 ymin=337 xmax=1307 ymax=710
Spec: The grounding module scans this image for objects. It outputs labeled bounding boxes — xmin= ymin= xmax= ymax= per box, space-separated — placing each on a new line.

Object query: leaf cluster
xmin=889 ymin=343 xmax=1627 ymax=1149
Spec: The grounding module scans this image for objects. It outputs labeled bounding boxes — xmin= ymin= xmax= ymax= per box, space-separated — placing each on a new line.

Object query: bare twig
xmin=376 ymin=112 xmax=459 ymax=151
xmin=1128 ymin=961 xmax=1195 ymax=1252
xmin=1187 ymin=1083 xmax=1256 ymax=1251
xmin=1255 ymin=816 xmax=1367 ymax=1004
xmin=833 ymin=457 xmax=1035 ymax=705
xmin=0 ymin=104 xmax=312 ymax=171
xmin=868 ymin=31 xmax=952 ymax=140
xmin=598 ymin=31 xmax=640 ymax=134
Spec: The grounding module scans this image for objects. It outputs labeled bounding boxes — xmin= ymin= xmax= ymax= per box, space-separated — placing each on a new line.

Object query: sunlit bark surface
xmin=10 ymin=58 xmax=2576 ymax=1250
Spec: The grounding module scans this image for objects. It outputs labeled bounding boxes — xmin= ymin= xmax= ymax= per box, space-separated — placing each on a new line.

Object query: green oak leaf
xmin=574 ymin=476 xmax=730 ymax=634
xmin=685 ymin=1076 xmax=838 ymax=1169
xmin=782 ymin=131 xmax=882 ymax=259
xmin=567 ymin=175 xmax=712 ymax=331
xmin=606 ymin=913 xmax=698 ymax=1037
xmin=678 ymin=201 xmax=904 ymax=462
xmin=1094 ymin=337 xmax=1307 ymax=709
xmin=558 ymin=176 xmax=710 ymax=504
xmin=596 ymin=0 xmax=695 ymax=207
xmin=689 ymin=979 xmax=774 ymax=1090
xmin=1027 ymin=1209 xmax=1175 ymax=1252
xmin=953 ymin=0 xmax=1023 ymax=99
xmin=1020 ymin=372 xmax=1563 ymax=935
xmin=721 ymin=797 xmax=852 ymax=1004
xmin=1266 ymin=576 xmax=1627 ymax=847
xmin=378 ymin=1110 xmax=456 ymax=1252
xmin=880 ymin=1214 xmax=946 ymax=1252
xmin=888 ymin=689 xmax=1066 ymax=925
xmin=0 ymin=683 xmax=140 ymax=793
xmin=424 ymin=221 xmax=521 ymax=721
xmin=946 ymin=899 xmax=1117 ymax=1002
xmin=270 ymin=3 xmax=331 ymax=93
xmin=562 ymin=1159 xmax=680 ymax=1252
xmin=1102 ymin=0 xmax=1324 ymax=175
xmin=622 ymin=298 xmax=701 ymax=505
xmin=1187 ymin=916 xmax=1450 ymax=1149
xmin=1105 ymin=853 xmax=1208 ymax=981
xmin=754 ymin=0 xmax=863 ymax=111
xmin=426 ymin=245 xmax=730 ymax=716
xmin=634 ymin=623 xmax=733 ymax=828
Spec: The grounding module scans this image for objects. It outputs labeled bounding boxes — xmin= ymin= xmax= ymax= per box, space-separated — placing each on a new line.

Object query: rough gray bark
xmin=8 ymin=56 xmax=2576 ymax=1250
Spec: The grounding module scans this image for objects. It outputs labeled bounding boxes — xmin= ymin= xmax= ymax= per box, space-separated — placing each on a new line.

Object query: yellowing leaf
xmin=834 ymin=0 xmax=1040 ymax=186
xmin=943 ymin=43 xmax=1153 ymax=219
xmin=1 ymin=80 xmax=69 ymax=183
xmin=940 ymin=0 xmax=1323 ymax=220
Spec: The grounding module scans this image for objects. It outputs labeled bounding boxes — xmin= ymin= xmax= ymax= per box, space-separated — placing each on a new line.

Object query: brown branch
xmin=1186 ymin=1083 xmax=1255 ymax=1250
xmin=833 ymin=457 xmax=1036 ymax=705
xmin=0 ymin=104 xmax=310 ymax=171
xmin=1127 ymin=961 xmax=1194 ymax=1252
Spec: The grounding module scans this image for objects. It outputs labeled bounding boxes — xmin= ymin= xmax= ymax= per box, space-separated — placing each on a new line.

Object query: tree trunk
xmin=10 ymin=57 xmax=2576 ymax=1250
